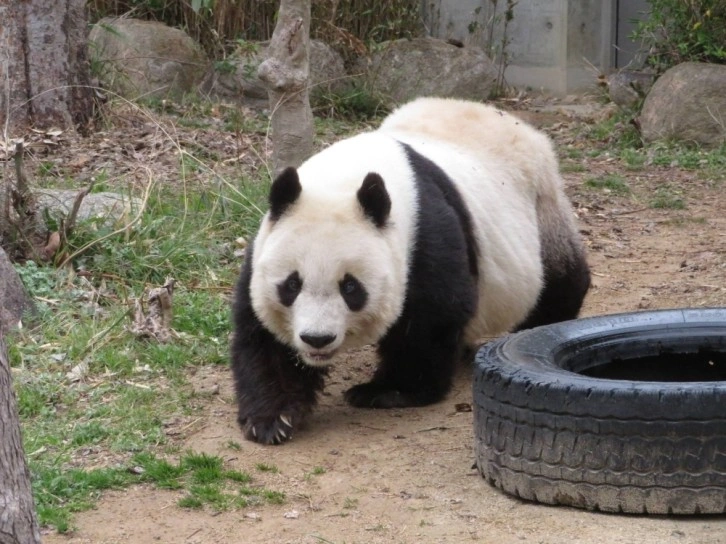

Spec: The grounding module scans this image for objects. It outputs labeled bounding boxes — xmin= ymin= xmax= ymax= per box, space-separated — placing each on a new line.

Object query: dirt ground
xmin=42 ymin=101 xmax=726 ymax=543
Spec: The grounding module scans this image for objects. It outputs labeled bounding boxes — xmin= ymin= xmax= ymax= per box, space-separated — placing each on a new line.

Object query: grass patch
xmin=32 ymin=464 xmax=135 ymax=532
xmin=583 ymin=174 xmax=630 ymax=195
xmin=583 ymin=112 xmax=642 ymax=149
xmin=644 ymin=141 xmax=726 ymax=179
xmin=9 ymin=145 xmax=281 ymax=532
xmin=662 ymin=216 xmax=707 ymax=227
xmin=650 ymin=185 xmax=686 ymax=209
xmin=29 ymin=450 xmax=279 ymax=531
xmin=619 ymin=148 xmax=647 ymax=170
xmin=560 ymin=161 xmax=586 ymax=173
xmin=580 ymin=110 xmax=726 ymax=182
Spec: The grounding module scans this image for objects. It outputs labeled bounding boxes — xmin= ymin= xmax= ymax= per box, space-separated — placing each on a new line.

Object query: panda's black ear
xmin=357 ymin=173 xmax=391 ymax=228
xmin=269 ymin=167 xmax=302 ymax=221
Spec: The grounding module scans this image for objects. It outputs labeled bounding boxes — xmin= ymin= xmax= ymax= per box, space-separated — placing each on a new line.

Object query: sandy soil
xmin=42 ymin=103 xmax=726 ymax=544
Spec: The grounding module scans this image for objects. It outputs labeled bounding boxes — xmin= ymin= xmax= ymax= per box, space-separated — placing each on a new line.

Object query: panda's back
xmin=380 ymin=98 xmax=555 ymax=336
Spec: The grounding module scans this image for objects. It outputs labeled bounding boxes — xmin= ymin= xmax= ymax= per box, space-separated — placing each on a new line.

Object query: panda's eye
xmin=286 ymin=275 xmax=302 ymax=292
xmin=341 ymin=278 xmax=357 ymax=295
xmin=339 ymin=274 xmax=367 ymax=312
xmin=277 ymin=271 xmax=302 ymax=307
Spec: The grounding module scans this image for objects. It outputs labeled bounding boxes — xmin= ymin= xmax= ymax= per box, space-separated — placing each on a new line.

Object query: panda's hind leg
xmin=514 ymin=194 xmax=591 ymax=331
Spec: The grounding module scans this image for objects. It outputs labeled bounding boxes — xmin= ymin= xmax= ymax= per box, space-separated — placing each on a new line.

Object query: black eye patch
xmin=277 ymin=271 xmax=302 ymax=307
xmin=339 ymin=273 xmax=367 ymax=311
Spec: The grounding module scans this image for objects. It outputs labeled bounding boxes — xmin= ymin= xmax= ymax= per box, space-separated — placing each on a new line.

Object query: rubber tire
xmin=473 ymin=308 xmax=726 ymax=515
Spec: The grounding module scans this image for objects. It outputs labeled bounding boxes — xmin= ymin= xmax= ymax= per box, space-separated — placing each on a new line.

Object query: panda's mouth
xmin=303 ymin=350 xmax=337 ymax=365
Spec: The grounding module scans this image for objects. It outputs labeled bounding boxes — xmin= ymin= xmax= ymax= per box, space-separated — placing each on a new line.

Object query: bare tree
xmin=258 ymin=0 xmax=314 ymax=175
xmin=0 ymin=0 xmax=94 ymax=135
xmin=0 ymin=327 xmax=41 ymax=544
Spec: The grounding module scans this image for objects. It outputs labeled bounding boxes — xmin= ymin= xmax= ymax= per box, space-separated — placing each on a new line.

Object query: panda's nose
xmin=300 ymin=333 xmax=336 ymax=349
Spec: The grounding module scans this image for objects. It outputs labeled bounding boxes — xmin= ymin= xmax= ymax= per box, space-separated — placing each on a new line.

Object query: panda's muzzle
xmin=300 ymin=333 xmax=337 ymax=349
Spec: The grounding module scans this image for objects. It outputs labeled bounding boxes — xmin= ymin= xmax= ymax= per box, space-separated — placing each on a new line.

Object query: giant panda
xmin=230 ymin=97 xmax=590 ymax=445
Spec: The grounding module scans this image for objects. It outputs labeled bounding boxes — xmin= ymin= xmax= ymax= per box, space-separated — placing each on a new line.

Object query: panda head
xmin=249 ymin=166 xmax=405 ymax=367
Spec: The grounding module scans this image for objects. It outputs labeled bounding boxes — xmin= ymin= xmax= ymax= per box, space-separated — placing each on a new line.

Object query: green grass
xmin=582 ymin=111 xmax=726 ymax=182
xmin=583 ymin=174 xmax=630 ymax=195
xmin=27 ymin=448 xmax=280 ymax=530
xmin=32 ymin=464 xmax=135 ymax=532
xmin=650 ymin=185 xmax=686 ymax=209
xmin=8 ymin=144 xmax=283 ymax=531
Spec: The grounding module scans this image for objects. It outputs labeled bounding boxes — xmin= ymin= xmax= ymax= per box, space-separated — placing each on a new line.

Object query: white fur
xmin=250 ymin=97 xmax=574 ymax=363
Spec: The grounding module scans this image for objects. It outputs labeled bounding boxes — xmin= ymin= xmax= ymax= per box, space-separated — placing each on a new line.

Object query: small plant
xmin=560 ymin=161 xmax=586 ymax=173
xmin=255 ymin=462 xmax=279 ymax=473
xmin=316 ymin=83 xmax=388 ymax=121
xmin=632 ymin=0 xmax=726 ymax=72
xmin=343 ymin=497 xmax=358 ymax=509
xmin=134 ymin=452 xmax=276 ymax=513
xmin=650 ymin=185 xmax=686 ymax=209
xmin=619 ymin=148 xmax=647 ymax=170
xmin=305 ymin=465 xmax=327 ymax=480
xmin=584 ymin=174 xmax=630 ymax=195
xmin=226 ymin=440 xmax=242 ymax=451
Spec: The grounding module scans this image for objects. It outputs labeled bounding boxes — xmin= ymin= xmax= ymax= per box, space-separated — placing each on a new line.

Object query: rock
xmin=36 ymin=190 xmax=143 ymax=227
xmin=0 ymin=248 xmax=35 ymax=331
xmin=202 ymin=40 xmax=348 ymax=107
xmin=640 ymin=62 xmax=726 ymax=146
xmin=89 ymin=18 xmax=208 ymax=100
xmin=358 ymin=37 xmax=498 ymax=106
xmin=607 ymin=70 xmax=655 ymax=109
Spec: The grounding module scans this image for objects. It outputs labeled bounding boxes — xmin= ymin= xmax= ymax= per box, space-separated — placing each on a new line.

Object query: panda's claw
xmin=243 ymin=413 xmax=295 ymax=445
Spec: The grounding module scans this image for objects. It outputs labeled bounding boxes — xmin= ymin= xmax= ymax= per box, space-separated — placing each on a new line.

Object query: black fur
xmin=230 ymin=242 xmax=326 ymax=445
xmin=277 ymin=271 xmax=302 ymax=307
xmin=339 ymin=273 xmax=367 ymax=311
xmin=514 ymin=196 xmax=591 ymax=331
xmin=269 ymin=167 xmax=302 ymax=221
xmin=514 ymin=236 xmax=590 ymax=331
xmin=357 ymin=172 xmax=391 ymax=227
xmin=344 ymin=144 xmax=479 ymax=408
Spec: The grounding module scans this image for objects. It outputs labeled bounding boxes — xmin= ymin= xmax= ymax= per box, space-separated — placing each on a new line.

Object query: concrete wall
xmin=423 ymin=0 xmax=616 ymax=95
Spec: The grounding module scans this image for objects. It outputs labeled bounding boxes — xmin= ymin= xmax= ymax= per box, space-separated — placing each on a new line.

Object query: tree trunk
xmin=0 ymin=0 xmax=94 ymax=135
xmin=257 ymin=0 xmax=314 ymax=175
xmin=0 ymin=328 xmax=41 ymax=544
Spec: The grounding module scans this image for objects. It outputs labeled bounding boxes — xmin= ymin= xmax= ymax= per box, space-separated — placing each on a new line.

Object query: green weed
xmin=584 ymin=174 xmax=630 ymax=195
xmin=8 ymin=160 xmax=278 ymax=531
xmin=650 ymin=185 xmax=686 ymax=209
xmin=560 ymin=161 xmax=586 ymax=173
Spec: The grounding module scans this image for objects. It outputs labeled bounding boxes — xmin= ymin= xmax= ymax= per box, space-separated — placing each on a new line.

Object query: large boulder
xmin=202 ymin=40 xmax=347 ymax=107
xmin=358 ymin=38 xmax=498 ymax=106
xmin=89 ymin=18 xmax=208 ymax=100
xmin=640 ymin=62 xmax=726 ymax=146
xmin=0 ymin=248 xmax=34 ymax=331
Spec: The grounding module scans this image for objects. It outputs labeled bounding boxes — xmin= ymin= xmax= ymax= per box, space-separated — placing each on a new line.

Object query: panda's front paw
xmin=344 ymin=382 xmax=412 ymax=408
xmin=242 ymin=413 xmax=295 ymax=445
